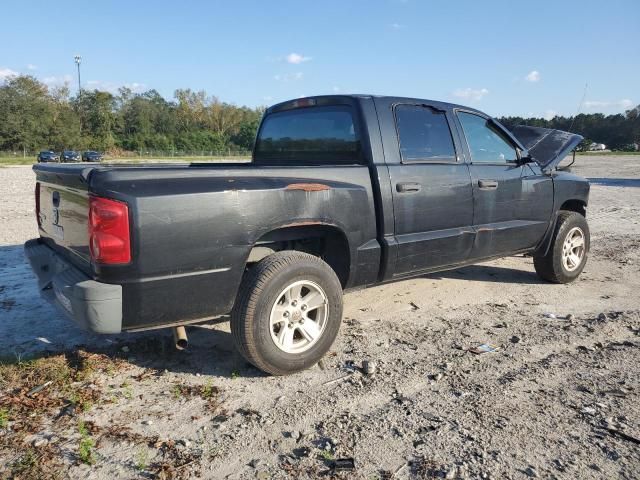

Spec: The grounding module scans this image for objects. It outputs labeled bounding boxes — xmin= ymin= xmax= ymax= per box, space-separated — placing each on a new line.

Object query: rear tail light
xmin=35 ymin=182 xmax=41 ymax=227
xmin=89 ymin=196 xmax=131 ymax=264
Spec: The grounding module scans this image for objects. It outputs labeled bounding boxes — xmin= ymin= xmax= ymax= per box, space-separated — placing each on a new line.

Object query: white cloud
xmin=27 ymin=64 xmax=38 ymax=71
xmin=42 ymin=74 xmax=73 ymax=86
xmin=286 ymin=53 xmax=311 ymax=64
xmin=525 ymin=70 xmax=540 ymax=82
xmin=452 ymin=87 xmax=489 ymax=101
xmin=332 ymin=86 xmax=341 ymax=92
xmin=584 ymin=99 xmax=633 ymax=110
xmin=86 ymin=80 xmax=147 ymax=93
xmin=389 ymin=23 xmax=405 ymax=29
xmin=0 ymin=67 xmax=18 ymax=81
xmin=544 ymin=109 xmax=557 ymax=120
xmin=127 ymin=82 xmax=147 ymax=92
xmin=274 ymin=72 xmax=304 ymax=82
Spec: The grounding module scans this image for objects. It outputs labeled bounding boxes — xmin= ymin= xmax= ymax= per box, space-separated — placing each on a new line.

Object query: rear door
xmin=454 ymin=111 xmax=553 ymax=258
xmin=377 ymin=100 xmax=475 ymax=276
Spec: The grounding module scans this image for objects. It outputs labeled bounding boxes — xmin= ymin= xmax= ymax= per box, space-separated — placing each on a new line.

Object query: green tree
xmin=231 ymin=116 xmax=261 ymax=150
xmin=47 ymin=85 xmax=81 ymax=150
xmin=3 ymin=75 xmax=632 ymax=157
xmin=0 ymin=75 xmax=54 ymax=153
xmin=74 ymin=90 xmax=117 ymax=150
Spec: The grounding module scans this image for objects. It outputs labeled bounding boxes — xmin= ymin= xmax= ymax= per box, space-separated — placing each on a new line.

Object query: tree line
xmin=0 ymin=74 xmax=638 ymax=155
xmin=0 ymin=75 xmax=263 ymax=155
xmin=499 ymin=109 xmax=640 ymax=151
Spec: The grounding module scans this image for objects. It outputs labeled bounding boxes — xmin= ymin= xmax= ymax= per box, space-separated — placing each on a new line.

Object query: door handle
xmin=478 ymin=179 xmax=498 ymax=190
xmin=396 ymin=182 xmax=421 ymax=193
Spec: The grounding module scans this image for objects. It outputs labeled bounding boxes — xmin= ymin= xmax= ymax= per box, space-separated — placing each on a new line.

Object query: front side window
xmin=457 ymin=112 xmax=517 ymax=163
xmin=395 ymin=105 xmax=456 ymax=162
xmin=254 ymin=105 xmax=361 ymax=164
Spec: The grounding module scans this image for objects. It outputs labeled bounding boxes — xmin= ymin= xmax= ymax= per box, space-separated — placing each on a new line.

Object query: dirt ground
xmin=1 ymin=156 xmax=639 ymax=479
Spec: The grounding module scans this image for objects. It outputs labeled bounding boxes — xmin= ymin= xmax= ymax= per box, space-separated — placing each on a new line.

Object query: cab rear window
xmin=254 ymin=106 xmax=361 ymax=165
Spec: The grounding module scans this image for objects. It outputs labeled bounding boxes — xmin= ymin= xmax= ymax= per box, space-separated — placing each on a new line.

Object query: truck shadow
xmin=102 ymin=323 xmax=267 ymax=379
xmin=0 ymin=243 xmax=261 ymax=378
xmin=1 ymin=243 xmax=544 ymax=377
xmin=71 ymin=262 xmax=545 ymax=375
xmin=587 ymin=177 xmax=640 ymax=188
xmin=424 ymin=263 xmax=546 ymax=285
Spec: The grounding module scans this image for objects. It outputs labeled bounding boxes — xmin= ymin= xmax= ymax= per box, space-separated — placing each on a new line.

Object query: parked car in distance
xmin=82 ymin=151 xmax=104 ymax=162
xmin=61 ymin=150 xmax=81 ymax=162
xmin=26 ymin=94 xmax=590 ymax=376
xmin=37 ymin=150 xmax=59 ymax=163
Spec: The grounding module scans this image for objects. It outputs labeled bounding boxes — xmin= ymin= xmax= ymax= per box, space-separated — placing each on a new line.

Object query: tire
xmin=534 ymin=210 xmax=590 ymax=283
xmin=231 ymin=251 xmax=343 ymax=375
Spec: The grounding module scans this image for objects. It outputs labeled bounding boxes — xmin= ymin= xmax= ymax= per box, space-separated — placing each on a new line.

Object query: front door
xmin=455 ymin=111 xmax=553 ymax=259
xmin=388 ymin=104 xmax=475 ymax=276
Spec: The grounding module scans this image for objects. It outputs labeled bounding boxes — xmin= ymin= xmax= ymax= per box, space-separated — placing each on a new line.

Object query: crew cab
xmin=25 ymin=95 xmax=590 ymax=375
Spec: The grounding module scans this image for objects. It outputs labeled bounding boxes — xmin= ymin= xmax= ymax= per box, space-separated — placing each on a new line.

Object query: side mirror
xmin=516 ymin=152 xmax=534 ymax=165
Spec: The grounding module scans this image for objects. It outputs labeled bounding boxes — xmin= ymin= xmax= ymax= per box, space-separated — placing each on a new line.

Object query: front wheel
xmin=231 ymin=251 xmax=343 ymax=375
xmin=534 ymin=210 xmax=590 ymax=283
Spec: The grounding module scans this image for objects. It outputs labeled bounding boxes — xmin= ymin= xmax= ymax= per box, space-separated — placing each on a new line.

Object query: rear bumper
xmin=24 ymin=239 xmax=122 ymax=334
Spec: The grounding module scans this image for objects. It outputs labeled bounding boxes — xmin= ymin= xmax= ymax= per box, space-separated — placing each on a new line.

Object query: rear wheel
xmin=231 ymin=251 xmax=343 ymax=375
xmin=534 ymin=211 xmax=589 ymax=283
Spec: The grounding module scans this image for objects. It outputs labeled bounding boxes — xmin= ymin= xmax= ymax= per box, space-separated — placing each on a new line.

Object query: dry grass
xmin=0 ymin=351 xmax=128 ymax=478
xmin=171 ymin=380 xmax=221 ymax=412
xmin=0 ymin=350 xmax=225 ymax=479
xmin=0 ymin=351 xmax=125 ymax=428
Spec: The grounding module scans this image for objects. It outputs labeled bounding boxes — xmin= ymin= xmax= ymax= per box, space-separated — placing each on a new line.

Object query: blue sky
xmin=1 ymin=0 xmax=638 ymax=118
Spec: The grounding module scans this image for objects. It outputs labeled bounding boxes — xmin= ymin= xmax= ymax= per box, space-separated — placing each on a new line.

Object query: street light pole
xmin=74 ymin=55 xmax=83 ymax=144
xmin=74 ymin=55 xmax=82 ymax=96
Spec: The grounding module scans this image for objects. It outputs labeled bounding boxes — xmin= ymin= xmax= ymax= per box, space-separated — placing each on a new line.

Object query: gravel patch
xmin=1 ymin=158 xmax=639 ymax=479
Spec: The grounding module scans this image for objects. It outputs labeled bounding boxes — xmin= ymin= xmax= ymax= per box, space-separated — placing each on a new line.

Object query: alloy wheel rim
xmin=269 ymin=280 xmax=329 ymax=354
xmin=562 ymin=227 xmax=586 ymax=272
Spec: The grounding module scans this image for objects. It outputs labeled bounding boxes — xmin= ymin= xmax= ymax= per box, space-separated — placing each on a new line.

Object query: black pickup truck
xmin=25 ymin=95 xmax=590 ymax=375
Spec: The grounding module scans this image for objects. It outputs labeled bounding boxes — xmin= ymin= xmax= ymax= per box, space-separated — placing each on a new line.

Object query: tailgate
xmin=35 ymin=164 xmax=94 ymax=270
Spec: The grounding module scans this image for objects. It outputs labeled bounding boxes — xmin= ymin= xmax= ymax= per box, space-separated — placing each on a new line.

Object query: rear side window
xmin=254 ymin=105 xmax=361 ymax=164
xmin=457 ymin=111 xmax=517 ymax=163
xmin=395 ymin=105 xmax=456 ymax=162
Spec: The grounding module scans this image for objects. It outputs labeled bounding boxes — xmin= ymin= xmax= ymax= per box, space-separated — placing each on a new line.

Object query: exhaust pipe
xmin=173 ymin=326 xmax=188 ymax=350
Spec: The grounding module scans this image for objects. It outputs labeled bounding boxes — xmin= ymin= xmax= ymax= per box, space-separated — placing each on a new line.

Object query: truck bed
xmin=33 ymin=161 xmax=381 ymax=330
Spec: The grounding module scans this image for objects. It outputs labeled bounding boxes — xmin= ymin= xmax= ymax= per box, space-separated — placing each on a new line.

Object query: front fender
xmin=535 ymin=172 xmax=590 ymax=256
xmin=551 ymin=172 xmax=590 ymax=212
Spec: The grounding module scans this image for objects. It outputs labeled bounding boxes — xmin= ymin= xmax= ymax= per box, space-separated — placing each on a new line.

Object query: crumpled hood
xmin=510 ymin=125 xmax=583 ymax=170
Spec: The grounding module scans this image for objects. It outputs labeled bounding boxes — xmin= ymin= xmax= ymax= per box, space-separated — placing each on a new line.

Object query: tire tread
xmin=231 ymin=251 xmax=340 ymax=375
xmin=534 ymin=210 xmax=589 ymax=283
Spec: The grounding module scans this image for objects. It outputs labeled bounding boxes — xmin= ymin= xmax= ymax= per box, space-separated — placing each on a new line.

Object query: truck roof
xmin=267 ymin=94 xmax=487 ymax=117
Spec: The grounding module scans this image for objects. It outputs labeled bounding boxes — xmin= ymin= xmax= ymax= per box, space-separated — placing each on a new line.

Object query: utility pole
xmin=74 ymin=55 xmax=82 ymax=96
xmin=74 ymin=55 xmax=83 ymax=144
